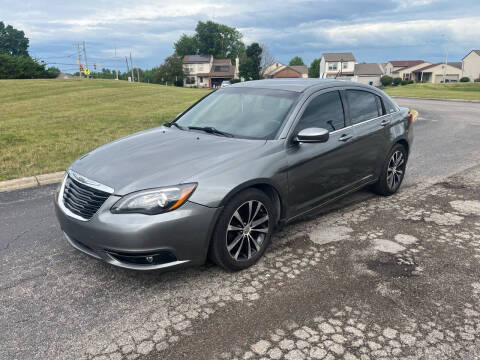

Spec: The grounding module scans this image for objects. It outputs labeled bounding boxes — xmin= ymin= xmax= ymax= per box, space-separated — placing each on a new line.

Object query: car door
xmin=286 ymin=89 xmax=358 ymax=217
xmin=345 ymin=89 xmax=392 ymax=180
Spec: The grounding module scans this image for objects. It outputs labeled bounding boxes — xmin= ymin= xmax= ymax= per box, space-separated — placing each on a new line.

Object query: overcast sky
xmin=2 ymin=0 xmax=480 ymax=72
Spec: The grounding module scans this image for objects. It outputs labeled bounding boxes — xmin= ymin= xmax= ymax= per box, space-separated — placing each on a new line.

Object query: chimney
xmin=235 ymin=56 xmax=239 ymax=79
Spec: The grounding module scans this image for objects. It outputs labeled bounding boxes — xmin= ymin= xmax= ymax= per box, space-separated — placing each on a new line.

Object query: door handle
xmin=338 ymin=134 xmax=353 ymax=142
xmin=380 ymin=119 xmax=391 ymax=127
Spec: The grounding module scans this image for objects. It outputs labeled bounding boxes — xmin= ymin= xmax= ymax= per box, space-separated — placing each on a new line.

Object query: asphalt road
xmin=1 ymin=98 xmax=480 ymax=360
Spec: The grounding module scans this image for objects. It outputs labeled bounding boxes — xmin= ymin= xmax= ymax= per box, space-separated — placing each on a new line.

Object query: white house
xmin=353 ymin=63 xmax=384 ymax=86
xmin=183 ymin=55 xmax=239 ymax=88
xmin=384 ymin=60 xmax=425 ymax=78
xmin=462 ymin=50 xmax=480 ymax=81
xmin=319 ymin=52 xmax=356 ymax=78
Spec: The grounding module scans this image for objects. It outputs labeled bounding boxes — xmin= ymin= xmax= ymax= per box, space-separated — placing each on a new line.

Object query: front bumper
xmin=55 ymin=190 xmax=221 ymax=270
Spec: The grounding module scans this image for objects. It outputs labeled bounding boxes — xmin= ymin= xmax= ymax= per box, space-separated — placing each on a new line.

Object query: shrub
xmin=401 ymin=80 xmax=409 ymax=86
xmin=0 ymin=54 xmax=58 ymax=79
xmin=380 ymin=75 xmax=393 ymax=87
xmin=230 ymin=78 xmax=241 ymax=84
xmin=407 ymin=79 xmax=414 ymax=84
xmin=475 ymin=78 xmax=480 ymax=82
xmin=460 ymin=77 xmax=470 ymax=82
xmin=392 ymin=77 xmax=402 ymax=86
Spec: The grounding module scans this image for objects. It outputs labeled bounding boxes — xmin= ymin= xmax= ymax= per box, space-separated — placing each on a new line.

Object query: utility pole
xmin=125 ymin=56 xmax=130 ymax=81
xmin=114 ymin=44 xmax=119 ymax=80
xmin=82 ymin=41 xmax=89 ymax=79
xmin=442 ymin=34 xmax=450 ymax=83
xmin=130 ymin=52 xmax=134 ymax=82
xmin=76 ymin=43 xmax=83 ymax=78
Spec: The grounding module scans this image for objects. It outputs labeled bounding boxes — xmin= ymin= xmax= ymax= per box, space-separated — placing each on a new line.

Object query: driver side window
xmin=296 ymin=91 xmax=345 ymax=133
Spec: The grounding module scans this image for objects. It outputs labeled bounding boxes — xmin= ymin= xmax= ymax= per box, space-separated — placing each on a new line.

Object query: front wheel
xmin=209 ymin=188 xmax=275 ymax=271
xmin=373 ymin=144 xmax=408 ymax=196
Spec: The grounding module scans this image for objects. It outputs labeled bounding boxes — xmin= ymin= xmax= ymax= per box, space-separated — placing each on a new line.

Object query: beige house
xmin=353 ymin=63 xmax=384 ymax=87
xmin=412 ymin=63 xmax=463 ymax=83
xmin=319 ymin=52 xmax=356 ymax=78
xmin=462 ymin=50 xmax=480 ymax=81
xmin=384 ymin=60 xmax=425 ymax=78
xmin=396 ymin=62 xmax=432 ymax=81
xmin=183 ymin=55 xmax=239 ymax=88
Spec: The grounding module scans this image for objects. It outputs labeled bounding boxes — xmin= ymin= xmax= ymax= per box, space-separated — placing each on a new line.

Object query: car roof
xmin=229 ymin=78 xmax=375 ymax=93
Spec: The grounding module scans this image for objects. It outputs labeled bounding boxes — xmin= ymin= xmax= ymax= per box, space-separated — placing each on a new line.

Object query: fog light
xmin=146 ymin=256 xmax=154 ymax=263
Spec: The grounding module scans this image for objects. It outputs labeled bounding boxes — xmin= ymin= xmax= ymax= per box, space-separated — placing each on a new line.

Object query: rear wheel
xmin=373 ymin=143 xmax=408 ymax=196
xmin=209 ymin=188 xmax=275 ymax=271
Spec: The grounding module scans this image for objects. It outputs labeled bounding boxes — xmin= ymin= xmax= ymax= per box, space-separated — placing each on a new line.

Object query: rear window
xmin=346 ymin=90 xmax=381 ymax=124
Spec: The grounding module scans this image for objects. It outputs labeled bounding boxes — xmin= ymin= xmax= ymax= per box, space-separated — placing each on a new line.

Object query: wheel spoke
xmin=249 ymin=234 xmax=261 ymax=251
xmin=247 ymin=201 xmax=253 ymax=223
xmin=395 ymin=152 xmax=403 ymax=166
xmin=251 ymin=215 xmax=269 ymax=228
xmin=396 ymin=169 xmax=403 ymax=175
xmin=228 ymin=225 xmax=243 ymax=231
xmin=233 ymin=237 xmax=244 ymax=260
xmin=227 ymin=234 xmax=243 ymax=251
xmin=397 ymin=158 xmax=404 ymax=167
xmin=251 ymin=201 xmax=261 ymax=223
xmin=233 ymin=210 xmax=244 ymax=226
xmin=387 ymin=173 xmax=394 ymax=188
xmin=247 ymin=236 xmax=252 ymax=258
xmin=251 ymin=228 xmax=268 ymax=233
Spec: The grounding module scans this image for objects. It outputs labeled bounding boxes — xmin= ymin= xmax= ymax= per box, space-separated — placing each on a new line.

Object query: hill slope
xmin=0 ymin=79 xmax=209 ymax=181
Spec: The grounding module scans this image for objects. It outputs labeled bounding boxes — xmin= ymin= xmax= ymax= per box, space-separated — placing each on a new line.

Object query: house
xmin=395 ymin=62 xmax=432 ymax=81
xmin=412 ymin=63 xmax=463 ymax=83
xmin=384 ymin=60 xmax=425 ymax=78
xmin=319 ymin=52 xmax=356 ymax=78
xmin=183 ymin=55 xmax=239 ymax=88
xmin=262 ymin=63 xmax=308 ymax=78
xmin=353 ymin=63 xmax=384 ymax=86
xmin=462 ymin=50 xmax=480 ymax=81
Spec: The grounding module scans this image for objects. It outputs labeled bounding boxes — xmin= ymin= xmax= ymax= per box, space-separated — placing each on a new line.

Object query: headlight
xmin=111 ymin=183 xmax=197 ymax=215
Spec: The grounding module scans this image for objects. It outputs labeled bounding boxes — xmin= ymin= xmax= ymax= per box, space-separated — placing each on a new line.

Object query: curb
xmin=0 ymin=171 xmax=65 ymax=193
xmin=392 ymin=96 xmax=480 ymax=103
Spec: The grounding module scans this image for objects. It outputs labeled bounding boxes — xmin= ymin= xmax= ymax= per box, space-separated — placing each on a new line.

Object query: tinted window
xmin=176 ymin=87 xmax=298 ymax=139
xmin=346 ymin=90 xmax=381 ymax=124
xmin=383 ymin=96 xmax=398 ymax=114
xmin=296 ymin=91 xmax=345 ymax=132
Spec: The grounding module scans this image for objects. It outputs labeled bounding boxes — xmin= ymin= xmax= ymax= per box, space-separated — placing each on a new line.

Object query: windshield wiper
xmin=187 ymin=126 xmax=234 ymax=137
xmin=164 ymin=122 xmax=185 ymax=130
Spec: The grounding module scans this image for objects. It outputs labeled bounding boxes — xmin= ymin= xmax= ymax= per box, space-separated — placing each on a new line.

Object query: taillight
xmin=408 ymin=109 xmax=418 ymax=123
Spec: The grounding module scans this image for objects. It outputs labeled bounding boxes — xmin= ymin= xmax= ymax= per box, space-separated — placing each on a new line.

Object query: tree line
xmin=0 ymin=22 xmax=60 ymax=79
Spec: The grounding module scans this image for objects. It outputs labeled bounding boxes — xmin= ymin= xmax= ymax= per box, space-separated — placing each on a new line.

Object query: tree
xmin=392 ymin=77 xmax=402 ymax=86
xmin=0 ymin=54 xmax=58 ymax=79
xmin=0 ymin=21 xmax=29 ymax=56
xmin=152 ymin=55 xmax=186 ymax=86
xmin=259 ymin=42 xmax=275 ymax=73
xmin=289 ymin=56 xmax=305 ymax=66
xmin=239 ymin=43 xmax=262 ymax=81
xmin=308 ymin=58 xmax=320 ymax=78
xmin=174 ymin=34 xmax=198 ymax=58
xmin=173 ymin=21 xmax=245 ymax=61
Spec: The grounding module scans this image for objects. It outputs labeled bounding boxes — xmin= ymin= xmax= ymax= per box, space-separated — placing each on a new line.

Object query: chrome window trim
xmin=330 ymin=113 xmax=391 ymax=135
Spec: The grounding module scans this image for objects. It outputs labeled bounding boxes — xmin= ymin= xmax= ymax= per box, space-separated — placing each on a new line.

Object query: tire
xmin=209 ymin=188 xmax=275 ymax=271
xmin=373 ymin=143 xmax=408 ymax=196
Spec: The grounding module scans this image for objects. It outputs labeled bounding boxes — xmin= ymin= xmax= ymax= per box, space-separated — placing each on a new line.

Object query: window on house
xmin=328 ymin=63 xmax=338 ymax=71
xmin=342 ymin=62 xmax=348 ymax=69
xmin=185 ymin=77 xmax=196 ymax=84
xmin=199 ymin=64 xmax=204 ymax=71
xmin=214 ymin=65 xmax=230 ymax=72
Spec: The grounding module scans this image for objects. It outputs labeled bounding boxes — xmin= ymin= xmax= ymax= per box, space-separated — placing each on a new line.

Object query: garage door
xmin=435 ymin=74 xmax=459 ymax=83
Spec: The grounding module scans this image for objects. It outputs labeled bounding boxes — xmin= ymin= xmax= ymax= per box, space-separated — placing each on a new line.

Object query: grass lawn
xmin=0 ymin=79 xmax=209 ymax=181
xmin=384 ymin=82 xmax=480 ymax=100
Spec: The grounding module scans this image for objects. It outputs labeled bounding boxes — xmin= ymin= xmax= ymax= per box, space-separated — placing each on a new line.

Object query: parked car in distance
xmin=55 ymin=79 xmax=414 ymax=272
xmin=221 ymin=80 xmax=231 ymax=87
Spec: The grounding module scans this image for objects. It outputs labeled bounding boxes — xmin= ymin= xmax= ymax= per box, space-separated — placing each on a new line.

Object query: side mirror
xmin=295 ymin=127 xmax=330 ymax=143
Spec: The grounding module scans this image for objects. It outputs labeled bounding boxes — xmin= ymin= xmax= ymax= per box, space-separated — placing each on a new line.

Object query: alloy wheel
xmin=386 ymin=150 xmax=405 ymax=191
xmin=226 ymin=200 xmax=269 ymax=261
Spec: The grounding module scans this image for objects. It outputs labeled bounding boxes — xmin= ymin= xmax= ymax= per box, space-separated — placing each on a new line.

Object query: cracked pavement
xmin=1 ymin=98 xmax=480 ymax=360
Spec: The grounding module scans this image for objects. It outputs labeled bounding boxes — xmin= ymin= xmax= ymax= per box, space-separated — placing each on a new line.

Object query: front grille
xmin=63 ymin=176 xmax=110 ymax=220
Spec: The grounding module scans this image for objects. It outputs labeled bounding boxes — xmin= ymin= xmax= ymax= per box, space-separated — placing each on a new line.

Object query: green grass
xmin=383 ymin=82 xmax=480 ymax=100
xmin=0 ymin=79 xmax=209 ymax=181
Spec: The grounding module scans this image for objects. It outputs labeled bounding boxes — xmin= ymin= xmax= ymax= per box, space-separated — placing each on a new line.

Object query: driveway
xmin=1 ymin=98 xmax=480 ymax=360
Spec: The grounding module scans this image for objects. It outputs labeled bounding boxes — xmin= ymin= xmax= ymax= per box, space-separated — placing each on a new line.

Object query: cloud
xmin=2 ymin=0 xmax=480 ymax=71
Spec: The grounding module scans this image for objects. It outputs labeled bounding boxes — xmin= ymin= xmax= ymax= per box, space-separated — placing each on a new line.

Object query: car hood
xmin=70 ymin=126 xmax=267 ymax=195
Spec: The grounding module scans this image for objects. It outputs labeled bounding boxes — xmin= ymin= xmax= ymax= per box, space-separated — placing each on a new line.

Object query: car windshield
xmin=175 ymin=87 xmax=299 ymax=139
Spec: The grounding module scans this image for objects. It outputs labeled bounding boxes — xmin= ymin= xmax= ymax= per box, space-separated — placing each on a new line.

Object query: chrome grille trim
xmin=58 ymin=170 xmax=114 ymax=221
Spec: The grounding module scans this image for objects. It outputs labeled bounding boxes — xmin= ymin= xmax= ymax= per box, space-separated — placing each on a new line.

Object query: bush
xmin=230 ymin=78 xmax=241 ymax=84
xmin=407 ymin=79 xmax=414 ymax=84
xmin=460 ymin=77 xmax=470 ymax=82
xmin=475 ymin=78 xmax=480 ymax=82
xmin=380 ymin=75 xmax=393 ymax=87
xmin=401 ymin=80 xmax=409 ymax=86
xmin=0 ymin=54 xmax=58 ymax=79
xmin=392 ymin=77 xmax=402 ymax=86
